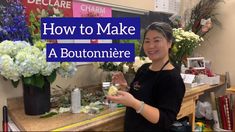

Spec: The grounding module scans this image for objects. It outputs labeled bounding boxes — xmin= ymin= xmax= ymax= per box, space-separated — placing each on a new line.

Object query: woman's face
xmin=143 ymin=30 xmax=171 ymax=61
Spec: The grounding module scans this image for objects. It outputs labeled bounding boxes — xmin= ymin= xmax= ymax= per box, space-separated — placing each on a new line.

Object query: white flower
xmin=113 ymin=62 xmax=121 ymax=66
xmin=15 ymin=46 xmax=42 ymax=77
xmin=133 ymin=56 xmax=144 ymax=72
xmin=0 ymin=40 xmax=78 ymax=87
xmin=0 ymin=40 xmax=15 ymax=57
xmin=0 ymin=55 xmax=20 ymax=81
xmin=122 ymin=64 xmax=129 ymax=74
xmin=57 ymin=62 xmax=77 ymax=78
xmin=41 ymin=49 xmax=60 ymax=76
xmin=144 ymin=57 xmax=152 ymax=63
xmin=172 ymin=28 xmax=202 ymax=55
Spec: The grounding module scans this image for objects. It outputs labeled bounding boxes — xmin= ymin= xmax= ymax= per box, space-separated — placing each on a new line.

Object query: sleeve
xmin=154 ymin=74 xmax=185 ymax=129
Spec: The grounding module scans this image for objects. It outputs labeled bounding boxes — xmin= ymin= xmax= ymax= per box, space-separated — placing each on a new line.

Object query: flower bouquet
xmin=170 ymin=28 xmax=203 ymax=68
xmin=0 ymin=40 xmax=77 ymax=115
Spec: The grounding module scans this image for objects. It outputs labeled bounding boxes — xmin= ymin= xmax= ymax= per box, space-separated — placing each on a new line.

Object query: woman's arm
xmin=131 ymin=98 xmax=160 ymax=124
xmin=107 ymin=91 xmax=160 ymax=123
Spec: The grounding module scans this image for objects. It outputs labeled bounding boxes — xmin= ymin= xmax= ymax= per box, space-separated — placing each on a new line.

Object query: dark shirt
xmin=124 ymin=63 xmax=185 ymax=132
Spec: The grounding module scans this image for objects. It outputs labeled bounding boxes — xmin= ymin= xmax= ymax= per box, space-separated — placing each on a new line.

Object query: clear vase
xmin=101 ymin=71 xmax=114 ymax=82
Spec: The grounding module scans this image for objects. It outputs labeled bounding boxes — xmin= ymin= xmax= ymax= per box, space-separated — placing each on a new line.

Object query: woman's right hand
xmin=112 ymin=72 xmax=128 ymax=90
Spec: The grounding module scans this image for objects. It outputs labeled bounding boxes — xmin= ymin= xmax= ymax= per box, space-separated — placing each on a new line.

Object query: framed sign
xmin=187 ymin=57 xmax=205 ymax=70
xmin=154 ymin=0 xmax=181 ymax=14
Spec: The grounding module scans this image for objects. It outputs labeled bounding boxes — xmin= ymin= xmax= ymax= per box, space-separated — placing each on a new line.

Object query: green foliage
xmin=22 ymin=73 xmax=56 ymax=89
xmin=40 ymin=112 xmax=57 ymax=118
xmin=11 ymin=80 xmax=19 ymax=88
xmin=46 ymin=70 xmax=57 ymax=84
xmin=99 ymin=62 xmax=123 ymax=72
xmin=28 ymin=7 xmax=64 ymax=43
xmin=119 ymin=39 xmax=141 ymax=56
xmin=29 ymin=11 xmax=41 ymax=43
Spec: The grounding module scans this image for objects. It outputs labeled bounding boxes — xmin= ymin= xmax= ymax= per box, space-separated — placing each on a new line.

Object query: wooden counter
xmin=7 ymin=97 xmax=125 ymax=131
xmin=8 ymin=80 xmax=225 ymax=131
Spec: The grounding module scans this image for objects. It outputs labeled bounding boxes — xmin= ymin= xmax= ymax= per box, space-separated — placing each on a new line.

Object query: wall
xmin=195 ymin=0 xmax=235 ymax=86
xmin=179 ymin=0 xmax=200 ymax=16
xmin=91 ymin=0 xmax=155 ymax=11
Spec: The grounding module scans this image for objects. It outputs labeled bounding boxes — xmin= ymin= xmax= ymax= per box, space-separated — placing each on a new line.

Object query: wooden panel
xmin=177 ymin=99 xmax=194 ymax=119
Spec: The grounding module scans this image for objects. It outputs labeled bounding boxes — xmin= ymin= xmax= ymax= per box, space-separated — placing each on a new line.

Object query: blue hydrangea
xmin=0 ymin=1 xmax=30 ymax=42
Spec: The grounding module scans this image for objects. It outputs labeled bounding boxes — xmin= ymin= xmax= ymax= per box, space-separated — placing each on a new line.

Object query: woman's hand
xmin=112 ymin=72 xmax=128 ymax=90
xmin=106 ymin=91 xmax=139 ymax=108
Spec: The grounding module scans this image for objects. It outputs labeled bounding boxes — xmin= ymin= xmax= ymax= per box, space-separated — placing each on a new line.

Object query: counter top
xmin=7 ymin=97 xmax=125 ymax=131
xmin=8 ymin=78 xmax=225 ymax=131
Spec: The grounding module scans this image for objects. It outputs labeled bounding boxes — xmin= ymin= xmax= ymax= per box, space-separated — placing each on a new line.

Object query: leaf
xmin=40 ymin=112 xmax=57 ymax=118
xmin=29 ymin=11 xmax=36 ymax=23
xmin=11 ymin=80 xmax=19 ymax=88
xmin=2 ymin=76 xmax=7 ymax=81
xmin=34 ymin=74 xmax=45 ymax=89
xmin=46 ymin=70 xmax=57 ymax=83
xmin=23 ymin=77 xmax=35 ymax=86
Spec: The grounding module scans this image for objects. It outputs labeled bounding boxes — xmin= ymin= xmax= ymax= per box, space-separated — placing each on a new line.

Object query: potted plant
xmin=0 ymin=40 xmax=77 ymax=115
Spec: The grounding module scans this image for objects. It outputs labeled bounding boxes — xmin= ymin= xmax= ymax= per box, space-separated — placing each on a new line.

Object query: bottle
xmin=71 ymin=88 xmax=81 ymax=113
xmin=2 ymin=106 xmax=8 ymax=132
xmin=102 ymin=82 xmax=111 ymax=96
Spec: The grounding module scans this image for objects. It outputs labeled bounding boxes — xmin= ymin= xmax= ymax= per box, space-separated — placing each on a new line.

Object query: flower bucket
xmin=23 ymin=80 xmax=51 ymax=115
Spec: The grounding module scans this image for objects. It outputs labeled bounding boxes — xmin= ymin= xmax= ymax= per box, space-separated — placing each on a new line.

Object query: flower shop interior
xmin=1 ymin=0 xmax=235 ymax=131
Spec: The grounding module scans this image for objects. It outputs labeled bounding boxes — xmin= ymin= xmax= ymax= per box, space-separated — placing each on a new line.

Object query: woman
xmin=107 ymin=22 xmax=185 ymax=131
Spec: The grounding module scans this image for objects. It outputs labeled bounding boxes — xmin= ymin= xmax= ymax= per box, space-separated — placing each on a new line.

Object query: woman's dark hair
xmin=143 ymin=22 xmax=173 ymax=42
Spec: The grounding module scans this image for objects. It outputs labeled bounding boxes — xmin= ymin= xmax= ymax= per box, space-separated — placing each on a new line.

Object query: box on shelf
xmin=181 ymin=73 xmax=204 ymax=88
xmin=198 ymin=74 xmax=220 ymax=85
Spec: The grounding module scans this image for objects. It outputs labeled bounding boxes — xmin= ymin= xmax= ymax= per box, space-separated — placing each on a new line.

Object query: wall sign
xmin=154 ymin=0 xmax=181 ymax=14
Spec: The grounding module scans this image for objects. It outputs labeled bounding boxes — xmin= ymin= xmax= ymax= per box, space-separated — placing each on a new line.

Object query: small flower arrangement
xmin=169 ymin=0 xmax=222 ymax=67
xmin=171 ymin=28 xmax=204 ymax=65
xmin=0 ymin=40 xmax=77 ymax=88
xmin=98 ymin=62 xmax=122 ymax=72
xmin=122 ymin=56 xmax=152 ymax=74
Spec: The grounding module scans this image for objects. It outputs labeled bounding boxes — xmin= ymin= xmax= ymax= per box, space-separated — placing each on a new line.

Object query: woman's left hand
xmin=106 ymin=91 xmax=137 ymax=108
